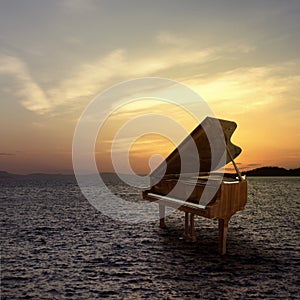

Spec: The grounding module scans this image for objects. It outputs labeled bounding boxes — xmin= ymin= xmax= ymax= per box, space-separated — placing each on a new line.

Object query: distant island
xmin=0 ymin=166 xmax=299 ymax=179
xmin=243 ymin=166 xmax=300 ymax=177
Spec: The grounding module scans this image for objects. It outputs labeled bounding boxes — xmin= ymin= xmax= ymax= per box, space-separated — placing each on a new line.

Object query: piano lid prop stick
xmin=226 ymin=146 xmax=243 ymax=181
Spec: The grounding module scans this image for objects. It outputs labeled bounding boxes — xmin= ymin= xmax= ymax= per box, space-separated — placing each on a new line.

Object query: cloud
xmin=184 ymin=61 xmax=300 ymax=116
xmin=157 ymin=31 xmax=256 ymax=54
xmin=157 ymin=31 xmax=189 ymax=46
xmin=59 ymin=46 xmax=214 ymax=98
xmin=3 ymin=38 xmax=296 ymax=118
xmin=0 ymin=54 xmax=51 ymax=113
xmin=0 ymin=46 xmax=217 ymax=115
xmin=0 ymin=152 xmax=15 ymax=156
xmin=49 ymin=38 xmax=258 ymax=116
xmin=225 ymin=163 xmax=263 ymax=171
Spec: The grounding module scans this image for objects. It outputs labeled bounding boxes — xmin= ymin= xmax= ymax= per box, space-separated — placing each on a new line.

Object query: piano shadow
xmin=153 ymin=216 xmax=283 ymax=276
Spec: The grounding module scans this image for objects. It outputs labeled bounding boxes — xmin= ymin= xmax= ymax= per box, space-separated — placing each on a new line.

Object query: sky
xmin=0 ymin=0 xmax=299 ymax=174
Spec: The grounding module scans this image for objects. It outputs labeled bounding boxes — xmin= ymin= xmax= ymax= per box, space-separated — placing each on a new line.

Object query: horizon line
xmin=1 ymin=166 xmax=299 ymax=177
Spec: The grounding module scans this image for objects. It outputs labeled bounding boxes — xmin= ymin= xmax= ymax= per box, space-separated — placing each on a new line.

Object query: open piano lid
xmin=151 ymin=117 xmax=242 ymax=177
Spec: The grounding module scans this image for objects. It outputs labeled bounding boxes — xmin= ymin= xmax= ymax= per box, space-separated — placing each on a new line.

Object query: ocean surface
xmin=1 ymin=176 xmax=299 ymax=299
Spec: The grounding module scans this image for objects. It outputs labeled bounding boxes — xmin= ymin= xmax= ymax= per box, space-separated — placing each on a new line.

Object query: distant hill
xmin=0 ymin=167 xmax=300 ymax=180
xmin=0 ymin=171 xmax=75 ymax=181
xmin=244 ymin=167 xmax=300 ymax=177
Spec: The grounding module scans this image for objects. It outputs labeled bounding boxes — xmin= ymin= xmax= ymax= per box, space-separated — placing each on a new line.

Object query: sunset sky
xmin=1 ymin=0 xmax=299 ymax=174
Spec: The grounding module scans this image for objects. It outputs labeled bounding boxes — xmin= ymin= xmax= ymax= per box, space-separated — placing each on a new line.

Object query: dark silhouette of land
xmin=0 ymin=167 xmax=300 ymax=180
xmin=243 ymin=166 xmax=300 ymax=177
xmin=0 ymin=171 xmax=74 ymax=179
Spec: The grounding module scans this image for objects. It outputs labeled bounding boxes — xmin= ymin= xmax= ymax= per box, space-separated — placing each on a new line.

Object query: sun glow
xmin=95 ymin=98 xmax=200 ymax=173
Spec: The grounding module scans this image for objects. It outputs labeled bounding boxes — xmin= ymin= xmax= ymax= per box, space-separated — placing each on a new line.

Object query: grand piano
xmin=142 ymin=117 xmax=247 ymax=255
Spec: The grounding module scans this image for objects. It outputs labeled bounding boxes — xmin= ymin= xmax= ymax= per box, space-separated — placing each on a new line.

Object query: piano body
xmin=142 ymin=117 xmax=247 ymax=255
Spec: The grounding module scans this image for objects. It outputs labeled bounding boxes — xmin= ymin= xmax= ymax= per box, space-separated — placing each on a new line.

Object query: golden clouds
xmin=184 ymin=61 xmax=300 ymax=116
xmin=182 ymin=60 xmax=300 ymax=170
xmin=95 ymin=99 xmax=199 ymax=173
xmin=0 ymin=40 xmax=218 ymax=115
xmin=1 ymin=29 xmax=299 ymax=173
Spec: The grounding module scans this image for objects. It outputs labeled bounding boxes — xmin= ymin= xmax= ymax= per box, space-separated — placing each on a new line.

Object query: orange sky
xmin=0 ymin=1 xmax=299 ymax=174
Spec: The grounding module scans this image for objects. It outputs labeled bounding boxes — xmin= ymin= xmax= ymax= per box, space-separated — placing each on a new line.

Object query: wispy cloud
xmin=0 ymin=54 xmax=51 ymax=113
xmin=0 ymin=45 xmax=217 ymax=114
xmin=55 ymin=46 xmax=215 ymax=103
xmin=157 ymin=32 xmax=256 ymax=54
xmin=3 ymin=38 xmax=296 ymax=118
xmin=0 ymin=152 xmax=15 ymax=156
xmin=157 ymin=31 xmax=189 ymax=46
xmin=99 ymin=134 xmax=175 ymax=154
xmin=184 ymin=61 xmax=300 ymax=115
xmin=225 ymin=163 xmax=262 ymax=172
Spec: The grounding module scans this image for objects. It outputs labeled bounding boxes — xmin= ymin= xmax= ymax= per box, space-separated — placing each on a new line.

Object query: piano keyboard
xmin=147 ymin=193 xmax=207 ymax=210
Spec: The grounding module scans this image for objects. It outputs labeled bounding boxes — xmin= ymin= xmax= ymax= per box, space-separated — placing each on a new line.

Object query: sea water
xmin=1 ymin=176 xmax=299 ymax=299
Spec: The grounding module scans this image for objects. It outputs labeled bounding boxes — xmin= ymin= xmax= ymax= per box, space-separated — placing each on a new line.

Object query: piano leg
xmin=218 ymin=218 xmax=229 ymax=255
xmin=159 ymin=203 xmax=166 ymax=228
xmin=184 ymin=213 xmax=197 ymax=242
xmin=190 ymin=214 xmax=197 ymax=242
xmin=184 ymin=212 xmax=190 ymax=240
